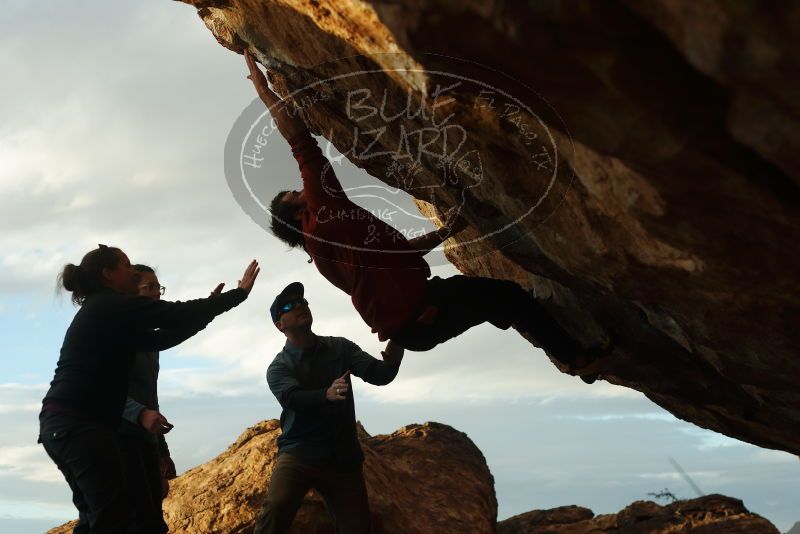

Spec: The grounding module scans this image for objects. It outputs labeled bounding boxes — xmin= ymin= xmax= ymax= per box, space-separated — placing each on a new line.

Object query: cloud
xmin=752 ymin=449 xmax=798 ymax=464
xmin=0 ymin=386 xmax=43 ymax=419
xmin=555 ymin=413 xmax=676 ymax=422
xmin=0 ymin=445 xmax=62 ymax=483
xmin=0 ymin=0 xmax=260 ymax=297
xmin=0 ymin=404 xmax=40 ymax=415
xmin=636 ymin=470 xmax=722 ymax=482
xmin=0 ymin=384 xmax=47 ymax=414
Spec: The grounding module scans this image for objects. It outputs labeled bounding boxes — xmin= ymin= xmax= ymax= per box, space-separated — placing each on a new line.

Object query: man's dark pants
xmin=392 ymin=275 xmax=584 ymax=359
xmin=253 ymin=453 xmax=371 ymax=534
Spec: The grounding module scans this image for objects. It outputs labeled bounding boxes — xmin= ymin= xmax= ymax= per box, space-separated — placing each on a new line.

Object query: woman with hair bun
xmin=39 ymin=244 xmax=260 ymax=533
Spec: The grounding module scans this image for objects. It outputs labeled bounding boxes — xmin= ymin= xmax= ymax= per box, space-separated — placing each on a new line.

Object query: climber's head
xmin=270 ymin=189 xmax=306 ymax=249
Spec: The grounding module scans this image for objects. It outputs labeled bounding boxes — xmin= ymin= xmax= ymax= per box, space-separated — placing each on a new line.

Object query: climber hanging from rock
xmin=243 ymin=49 xmax=612 ymax=382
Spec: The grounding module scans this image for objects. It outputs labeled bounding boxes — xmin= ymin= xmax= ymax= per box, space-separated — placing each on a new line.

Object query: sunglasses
xmin=278 ymin=298 xmax=309 ymax=317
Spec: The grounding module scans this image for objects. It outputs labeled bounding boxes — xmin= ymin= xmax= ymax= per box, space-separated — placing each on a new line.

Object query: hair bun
xmin=58 ymin=245 xmax=121 ymax=306
xmin=60 ymin=264 xmax=83 ymax=292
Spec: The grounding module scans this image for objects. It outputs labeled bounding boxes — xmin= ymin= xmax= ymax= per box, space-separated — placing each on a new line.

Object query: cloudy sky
xmin=1 ymin=1 xmax=798 ymax=533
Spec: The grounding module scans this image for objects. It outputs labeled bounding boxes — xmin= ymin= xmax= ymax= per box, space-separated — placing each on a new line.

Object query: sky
xmin=0 ymin=1 xmax=798 ymax=533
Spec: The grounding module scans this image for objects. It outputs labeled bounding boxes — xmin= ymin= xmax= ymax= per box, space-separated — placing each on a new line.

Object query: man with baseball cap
xmin=254 ymin=282 xmax=404 ymax=534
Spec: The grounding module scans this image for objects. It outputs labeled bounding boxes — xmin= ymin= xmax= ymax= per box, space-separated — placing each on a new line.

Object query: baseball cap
xmin=270 ymin=282 xmax=305 ymax=324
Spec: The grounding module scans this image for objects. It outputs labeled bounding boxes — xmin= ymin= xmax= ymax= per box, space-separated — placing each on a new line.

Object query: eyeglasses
xmin=278 ymin=298 xmax=308 ymax=317
xmin=139 ymin=283 xmax=166 ymax=296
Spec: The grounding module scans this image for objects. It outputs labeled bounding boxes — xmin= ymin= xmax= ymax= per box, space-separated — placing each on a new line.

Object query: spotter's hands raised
xmin=210 ymin=283 xmax=225 ymax=297
xmin=237 ymin=260 xmax=260 ymax=295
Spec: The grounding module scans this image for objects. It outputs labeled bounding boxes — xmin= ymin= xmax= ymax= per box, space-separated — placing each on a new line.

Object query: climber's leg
xmin=392 ymin=275 xmax=543 ymax=350
xmin=511 ymin=294 xmax=587 ymax=363
xmin=392 ymin=275 xmax=610 ymax=373
xmin=391 ymin=276 xmax=489 ymax=351
xmin=510 ymin=289 xmax=617 ymax=383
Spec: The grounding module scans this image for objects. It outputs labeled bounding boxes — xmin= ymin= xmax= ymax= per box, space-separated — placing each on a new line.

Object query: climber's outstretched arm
xmin=407 ymin=210 xmax=468 ymax=255
xmin=245 ymin=49 xmax=308 ymax=141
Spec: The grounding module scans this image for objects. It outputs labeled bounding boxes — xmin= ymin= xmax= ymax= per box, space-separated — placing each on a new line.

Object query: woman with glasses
xmin=39 ymin=244 xmax=260 ymax=533
xmin=116 ymin=264 xmax=209 ymax=533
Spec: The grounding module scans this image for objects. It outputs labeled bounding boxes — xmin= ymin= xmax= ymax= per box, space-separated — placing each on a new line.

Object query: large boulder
xmin=162 ymin=420 xmax=496 ymax=533
xmin=174 ymin=0 xmax=800 ymax=455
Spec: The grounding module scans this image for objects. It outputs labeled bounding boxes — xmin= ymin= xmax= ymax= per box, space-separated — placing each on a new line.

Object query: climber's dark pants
xmin=254 ymin=453 xmax=371 ymax=534
xmin=392 ymin=275 xmax=584 ymax=361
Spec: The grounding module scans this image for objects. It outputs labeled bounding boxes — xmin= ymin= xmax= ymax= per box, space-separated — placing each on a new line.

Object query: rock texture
xmin=48 ymin=420 xmax=497 ymax=533
xmin=498 ymin=494 xmax=779 ymax=534
xmin=176 ymin=0 xmax=800 ymax=454
xmin=47 ymin=423 xmax=780 ymax=534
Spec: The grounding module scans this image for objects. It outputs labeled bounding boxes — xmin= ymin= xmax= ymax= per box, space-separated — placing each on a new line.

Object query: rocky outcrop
xmin=162 ymin=420 xmax=496 ymax=533
xmin=46 ymin=422 xmax=779 ymax=534
xmin=175 ymin=0 xmax=800 ymax=455
xmin=48 ymin=420 xmax=496 ymax=533
xmin=498 ymin=495 xmax=779 ymax=534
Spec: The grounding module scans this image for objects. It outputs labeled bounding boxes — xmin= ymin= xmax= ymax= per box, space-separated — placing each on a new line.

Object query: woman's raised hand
xmin=237 ymin=260 xmax=261 ymax=294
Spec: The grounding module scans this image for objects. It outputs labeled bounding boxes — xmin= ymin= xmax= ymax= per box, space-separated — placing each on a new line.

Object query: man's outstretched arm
xmin=407 ymin=209 xmax=469 ymax=255
xmin=337 ymin=338 xmax=404 ymax=386
xmin=245 ymin=49 xmax=307 ymax=141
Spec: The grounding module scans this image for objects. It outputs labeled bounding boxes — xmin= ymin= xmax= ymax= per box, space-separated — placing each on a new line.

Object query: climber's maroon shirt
xmin=288 ymin=130 xmax=431 ymax=340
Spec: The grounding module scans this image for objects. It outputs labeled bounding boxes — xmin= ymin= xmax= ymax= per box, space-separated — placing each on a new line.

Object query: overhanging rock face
xmin=177 ymin=0 xmax=800 ymax=454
